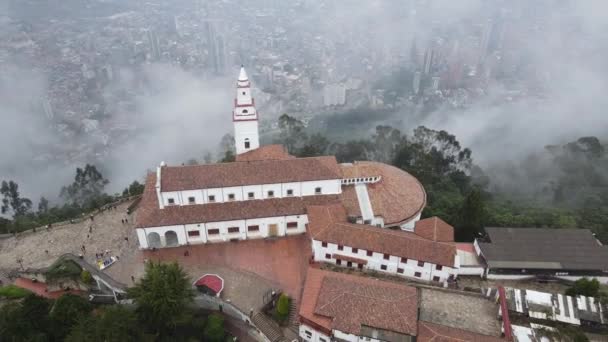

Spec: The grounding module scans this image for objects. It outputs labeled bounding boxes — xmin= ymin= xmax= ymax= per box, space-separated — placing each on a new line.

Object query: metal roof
xmin=478 ymin=228 xmax=608 ymax=271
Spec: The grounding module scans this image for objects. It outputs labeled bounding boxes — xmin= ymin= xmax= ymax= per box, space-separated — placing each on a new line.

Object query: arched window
xmin=242 ymin=109 xmax=248 ymax=114
xmin=147 ymin=232 xmax=161 ymax=248
xmin=244 ymin=138 xmax=250 ymax=149
xmin=242 ymin=91 xmax=246 ymax=95
xmin=165 ymin=231 xmax=178 ymax=247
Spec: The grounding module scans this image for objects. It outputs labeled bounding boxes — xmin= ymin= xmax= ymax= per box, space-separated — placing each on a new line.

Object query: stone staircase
xmin=252 ymin=312 xmax=286 ymax=342
xmin=287 ymin=300 xmax=300 ymax=335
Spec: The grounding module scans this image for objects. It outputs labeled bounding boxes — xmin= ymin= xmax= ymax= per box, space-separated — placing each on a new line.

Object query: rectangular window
xmin=401 ymin=257 xmax=408 ymax=263
xmin=286 ymin=189 xmax=294 ymax=196
xmin=338 ymin=245 xmax=343 ymax=251
xmin=167 ymin=198 xmax=175 ymax=205
xmin=347 ymin=261 xmax=352 ymax=268
xmin=383 ymin=253 xmax=390 ymax=260
xmin=208 ymin=228 xmax=220 ymax=235
xmin=321 ymin=242 xmax=328 ymax=247
xmin=397 ymin=268 xmax=404 ymax=274
xmin=228 ymin=193 xmax=235 ymax=201
xmin=433 ymin=276 xmax=440 ymax=282
xmin=415 ymin=272 xmax=421 ymax=278
xmin=336 ymin=259 xmax=342 ymax=266
xmin=315 ymin=187 xmax=322 ymax=194
xmin=248 ymin=192 xmax=255 ymax=199
xmin=228 ymin=227 xmax=239 ymax=234
xmin=352 ymin=247 xmax=358 ymax=253
xmin=367 ymin=250 xmax=373 ymax=257
xmin=364 ymin=219 xmax=371 ymax=224
xmin=188 ymin=197 xmax=195 ymax=204
xmin=188 ymin=230 xmax=200 ymax=237
xmin=305 ymin=331 xmax=312 ymax=338
xmin=325 ymin=253 xmax=331 ymax=259
xmin=380 ymin=265 xmax=387 ymax=271
xmin=436 ymin=265 xmax=443 ymax=271
xmin=319 ymin=338 xmax=326 ymax=342
xmin=267 ymin=190 xmax=274 ymax=198
xmin=247 ymin=225 xmax=260 ymax=232
xmin=286 ymin=222 xmax=298 ymax=229
xmin=357 ymin=264 xmax=363 ymax=270
xmin=208 ymin=195 xmax=215 ymax=202
xmin=417 ymin=261 xmax=425 ymax=267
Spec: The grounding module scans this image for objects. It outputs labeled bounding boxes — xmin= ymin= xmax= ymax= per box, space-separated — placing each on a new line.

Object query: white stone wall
xmin=398 ymin=212 xmax=421 ymax=231
xmin=235 ymin=120 xmax=259 ymax=154
xmin=159 ymin=179 xmax=342 ymax=207
xmin=311 ymin=239 xmax=456 ymax=282
xmin=300 ymin=324 xmax=331 ymax=342
xmin=136 ymin=214 xmax=308 ymax=249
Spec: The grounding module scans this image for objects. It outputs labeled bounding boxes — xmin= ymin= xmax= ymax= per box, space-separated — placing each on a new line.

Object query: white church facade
xmin=135 ymin=66 xmax=459 ymax=283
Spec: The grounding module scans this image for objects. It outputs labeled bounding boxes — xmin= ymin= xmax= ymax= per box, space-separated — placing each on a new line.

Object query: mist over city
xmin=1 ymin=0 xmax=607 ymax=202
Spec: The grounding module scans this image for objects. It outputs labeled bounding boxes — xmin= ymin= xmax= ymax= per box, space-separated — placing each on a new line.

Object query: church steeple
xmin=233 ymin=66 xmax=259 ymax=155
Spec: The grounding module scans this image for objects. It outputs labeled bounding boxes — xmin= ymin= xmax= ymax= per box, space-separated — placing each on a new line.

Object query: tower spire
xmin=232 ymin=66 xmax=259 ymax=155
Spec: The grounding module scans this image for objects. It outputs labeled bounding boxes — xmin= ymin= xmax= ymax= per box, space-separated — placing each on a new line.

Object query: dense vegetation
xmin=0 ymin=164 xmax=145 ymax=234
xmin=0 ymin=262 xmax=228 ymax=342
xmin=269 ymin=114 xmax=608 ymax=243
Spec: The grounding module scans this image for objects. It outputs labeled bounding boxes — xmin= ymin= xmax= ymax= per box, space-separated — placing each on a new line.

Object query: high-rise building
xmin=204 ymin=21 xmax=228 ymax=75
xmin=146 ymin=29 xmax=161 ymax=61
xmin=412 ymin=71 xmax=422 ymax=94
xmin=233 ymin=67 xmax=260 ymax=155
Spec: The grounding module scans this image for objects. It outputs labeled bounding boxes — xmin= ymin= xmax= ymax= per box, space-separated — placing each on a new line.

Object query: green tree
xmin=127 ymin=262 xmax=194 ymax=337
xmin=218 ymin=133 xmax=236 ymax=162
xmin=66 ymin=305 xmax=142 ymax=342
xmin=0 ymin=294 xmax=52 ymax=340
xmin=275 ymin=293 xmax=290 ymax=323
xmin=277 ymin=114 xmax=308 ymax=153
xmin=1 ymin=180 xmax=33 ymax=217
xmin=457 ymin=188 xmax=486 ymax=241
xmin=50 ymin=294 xmax=93 ymax=340
xmin=565 ymin=278 xmax=600 ymax=297
xmin=38 ymin=196 xmax=49 ymax=214
xmin=297 ymin=133 xmax=330 ymax=157
xmin=371 ymin=125 xmax=402 ymax=163
xmin=60 ymin=164 xmax=109 ymax=207
xmin=123 ymin=180 xmax=145 ymax=196
xmin=203 ymin=313 xmax=226 ymax=342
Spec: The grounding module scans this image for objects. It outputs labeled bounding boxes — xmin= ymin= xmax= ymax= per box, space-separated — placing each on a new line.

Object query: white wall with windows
xmin=136 ymin=214 xmax=308 ymax=249
xmin=159 ymin=179 xmax=342 ymax=208
xmin=299 ymin=324 xmax=331 ymax=342
xmin=311 ymin=239 xmax=457 ymax=283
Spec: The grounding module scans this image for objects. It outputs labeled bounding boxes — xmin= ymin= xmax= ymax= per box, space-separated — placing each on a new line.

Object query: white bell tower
xmin=233 ymin=66 xmax=260 ymax=155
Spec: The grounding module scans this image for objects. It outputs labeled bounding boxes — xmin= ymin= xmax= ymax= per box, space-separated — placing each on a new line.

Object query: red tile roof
xmin=160 ymin=156 xmax=342 ymax=191
xmin=414 ymin=217 xmax=454 ymax=242
xmin=235 ymin=144 xmax=294 ymax=162
xmin=300 ymin=267 xmax=418 ymax=337
xmin=14 ymin=278 xmax=85 ymax=299
xmin=136 ymin=174 xmax=340 ymax=228
xmin=308 ymin=204 xmax=457 ymax=267
xmin=340 ymin=162 xmax=426 ymax=226
xmin=194 ymin=274 xmax=224 ymax=295
xmin=417 ymin=321 xmax=505 ymax=342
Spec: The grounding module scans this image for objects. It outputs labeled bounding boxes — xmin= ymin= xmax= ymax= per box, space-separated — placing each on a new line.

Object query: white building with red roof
xmin=134 ymin=66 xmax=460 ymax=283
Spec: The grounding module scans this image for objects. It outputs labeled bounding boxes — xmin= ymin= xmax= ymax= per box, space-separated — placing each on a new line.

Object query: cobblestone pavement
xmin=143 ymin=235 xmax=312 ymax=311
xmin=0 ymin=201 xmax=145 ymax=286
xmin=419 ymin=288 xmax=502 ymax=337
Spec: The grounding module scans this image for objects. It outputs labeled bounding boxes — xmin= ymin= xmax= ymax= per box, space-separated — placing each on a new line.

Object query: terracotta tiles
xmin=340 ymin=162 xmax=426 ymax=226
xmin=160 ymin=156 xmax=342 ymax=191
xmin=414 ymin=217 xmax=454 ymax=242
xmin=136 ymin=173 xmax=340 ymax=228
xmin=300 ymin=267 xmax=418 ymax=337
xmin=417 ymin=321 xmax=505 ymax=342
xmin=308 ymin=204 xmax=457 ymax=267
xmin=235 ymin=144 xmax=294 ymax=162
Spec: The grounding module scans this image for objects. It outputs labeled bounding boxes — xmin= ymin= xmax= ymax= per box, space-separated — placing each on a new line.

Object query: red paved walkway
xmin=14 ymin=278 xmax=85 ymax=299
xmin=143 ymin=235 xmax=312 ymax=299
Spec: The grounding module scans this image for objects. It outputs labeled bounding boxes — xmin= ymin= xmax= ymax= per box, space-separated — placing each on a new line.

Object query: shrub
xmin=45 ymin=259 xmax=82 ymax=282
xmin=0 ymin=285 xmax=31 ymax=299
xmin=80 ymin=270 xmax=93 ymax=284
xmin=203 ymin=313 xmax=225 ymax=342
xmin=275 ymin=293 xmax=290 ymax=323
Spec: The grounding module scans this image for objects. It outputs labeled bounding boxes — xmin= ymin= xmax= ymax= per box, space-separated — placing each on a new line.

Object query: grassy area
xmin=0 ymin=285 xmax=32 ymax=299
xmin=45 ymin=259 xmax=83 ymax=282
